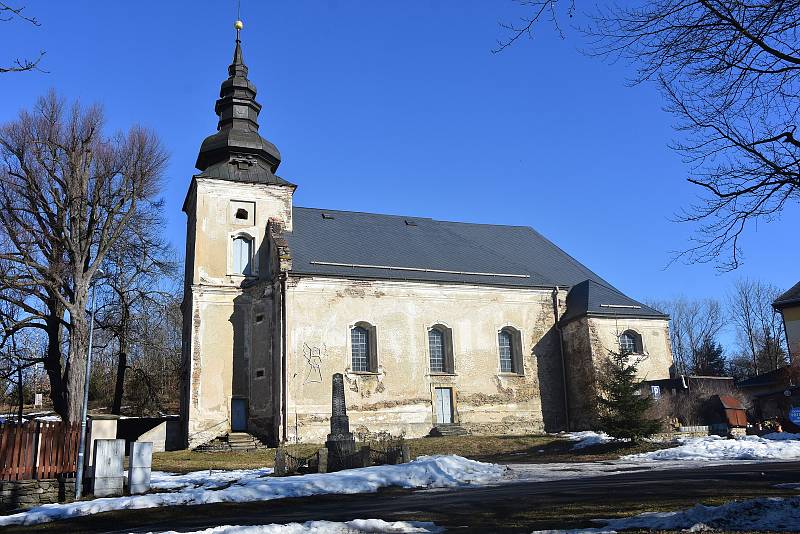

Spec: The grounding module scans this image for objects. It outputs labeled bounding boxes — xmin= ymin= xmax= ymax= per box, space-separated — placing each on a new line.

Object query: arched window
xmin=498 ymin=330 xmax=514 ymax=373
xmin=619 ymin=330 xmax=642 ymax=354
xmin=428 ymin=325 xmax=455 ymax=374
xmin=232 ymin=235 xmax=253 ymax=275
xmin=498 ymin=327 xmax=523 ymax=374
xmin=429 ymin=328 xmax=445 ymax=373
xmin=350 ymin=322 xmax=377 ymax=372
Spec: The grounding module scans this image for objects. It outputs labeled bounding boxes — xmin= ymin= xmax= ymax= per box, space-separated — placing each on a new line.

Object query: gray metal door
xmin=231 ymin=398 xmax=248 ymax=431
xmin=435 ymin=388 xmax=453 ymax=424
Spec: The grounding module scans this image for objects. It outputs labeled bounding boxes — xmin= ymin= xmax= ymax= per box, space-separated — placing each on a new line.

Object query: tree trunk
xmin=112 ymin=301 xmax=130 ymax=415
xmin=16 ymin=364 xmax=23 ymax=424
xmin=64 ymin=289 xmax=90 ymax=423
xmin=44 ymin=297 xmax=68 ymax=419
xmin=112 ymin=349 xmax=127 ymax=415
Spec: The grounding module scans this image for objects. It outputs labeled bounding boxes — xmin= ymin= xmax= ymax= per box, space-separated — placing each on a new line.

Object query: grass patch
xmin=152 ymin=434 xmax=676 ymax=472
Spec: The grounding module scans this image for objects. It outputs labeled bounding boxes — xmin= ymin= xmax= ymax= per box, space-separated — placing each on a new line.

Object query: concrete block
xmin=128 ymin=442 xmax=153 ymax=494
xmin=92 ymin=439 xmax=124 ymax=497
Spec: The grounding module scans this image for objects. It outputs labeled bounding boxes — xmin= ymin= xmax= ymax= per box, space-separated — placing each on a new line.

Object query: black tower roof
xmin=195 ymin=26 xmax=292 ymax=186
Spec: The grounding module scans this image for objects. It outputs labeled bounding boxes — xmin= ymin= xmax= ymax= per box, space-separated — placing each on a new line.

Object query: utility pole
xmin=74 ymin=271 xmax=102 ymax=499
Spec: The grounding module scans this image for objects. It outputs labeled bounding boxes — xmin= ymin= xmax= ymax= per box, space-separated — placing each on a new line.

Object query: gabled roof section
xmin=284 ymin=207 xmax=614 ymax=289
xmin=774 ymin=281 xmax=800 ymax=310
xmin=560 ymin=279 xmax=668 ymax=324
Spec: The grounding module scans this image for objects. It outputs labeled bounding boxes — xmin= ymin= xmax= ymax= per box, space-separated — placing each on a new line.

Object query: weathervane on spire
xmin=234 ymin=0 xmax=243 ymax=41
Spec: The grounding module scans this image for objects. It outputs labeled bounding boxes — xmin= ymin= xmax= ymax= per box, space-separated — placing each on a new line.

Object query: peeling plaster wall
xmin=562 ymin=315 xmax=673 ymax=430
xmin=182 ymin=177 xmax=292 ymax=448
xmin=283 ymin=277 xmax=567 ymax=442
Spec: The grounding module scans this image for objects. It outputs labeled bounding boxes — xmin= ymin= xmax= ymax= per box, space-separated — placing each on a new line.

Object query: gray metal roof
xmin=287 ymin=207 xmax=616 ymax=290
xmin=774 ymin=281 xmax=800 ymax=309
xmin=559 ymin=279 xmax=668 ymax=324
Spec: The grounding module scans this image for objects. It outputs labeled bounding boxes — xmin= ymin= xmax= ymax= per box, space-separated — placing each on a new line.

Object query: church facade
xmin=180 ymin=32 xmax=674 ymax=448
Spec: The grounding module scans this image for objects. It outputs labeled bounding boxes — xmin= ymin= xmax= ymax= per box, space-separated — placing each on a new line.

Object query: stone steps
xmin=429 ymin=424 xmax=470 ymax=437
xmin=194 ymin=432 xmax=267 ymax=452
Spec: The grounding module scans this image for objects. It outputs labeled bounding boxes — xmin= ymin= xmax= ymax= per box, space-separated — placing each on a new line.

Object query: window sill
xmin=497 ymin=372 xmax=525 ymax=378
xmin=428 ymin=372 xmax=457 ymax=377
xmin=349 ymin=371 xmax=380 ymax=376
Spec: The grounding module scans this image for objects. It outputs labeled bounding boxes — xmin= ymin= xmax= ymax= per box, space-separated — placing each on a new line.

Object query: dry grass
xmin=152 ymin=434 xmax=675 ymax=472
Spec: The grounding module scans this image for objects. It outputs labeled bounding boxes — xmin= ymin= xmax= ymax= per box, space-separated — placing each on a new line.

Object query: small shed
xmin=713 ymin=394 xmax=747 ymax=428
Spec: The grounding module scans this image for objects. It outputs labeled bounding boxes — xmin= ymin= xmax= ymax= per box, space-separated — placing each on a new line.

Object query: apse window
xmin=232 ymin=235 xmax=254 ymax=275
xmin=350 ymin=322 xmax=377 ymax=373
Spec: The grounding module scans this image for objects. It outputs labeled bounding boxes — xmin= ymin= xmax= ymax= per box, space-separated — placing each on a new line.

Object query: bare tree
xmin=728 ymin=278 xmax=788 ymax=375
xmin=498 ymin=1 xmax=800 ymax=270
xmin=95 ymin=218 xmax=177 ymax=415
xmin=647 ymin=297 xmax=725 ymax=375
xmin=1 ymin=2 xmax=44 ymax=73
xmin=0 ymin=92 xmax=168 ymax=422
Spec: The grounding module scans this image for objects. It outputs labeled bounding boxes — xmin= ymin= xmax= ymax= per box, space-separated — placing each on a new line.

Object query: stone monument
xmin=325 ymin=373 xmax=356 ymax=462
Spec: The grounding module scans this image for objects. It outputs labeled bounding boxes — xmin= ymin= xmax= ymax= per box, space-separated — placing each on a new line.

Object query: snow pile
xmin=150 ymin=468 xmax=273 ymax=491
xmin=156 ymin=519 xmax=443 ymax=533
xmin=563 ymin=431 xmax=613 ymax=450
xmin=595 ymin=496 xmax=800 ymax=532
xmin=0 ymin=455 xmax=505 ymax=527
xmin=625 ymin=434 xmax=800 ymax=462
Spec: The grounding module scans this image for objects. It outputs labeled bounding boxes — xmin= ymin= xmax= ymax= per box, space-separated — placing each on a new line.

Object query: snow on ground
xmin=562 ymin=431 xmax=613 ymax=450
xmin=149 ymin=468 xmax=273 ymax=491
xmin=532 ymin=496 xmax=800 ymax=533
xmin=155 ymin=519 xmax=443 ymax=533
xmin=0 ymin=455 xmax=505 ymax=527
xmin=625 ymin=434 xmax=800 ymax=462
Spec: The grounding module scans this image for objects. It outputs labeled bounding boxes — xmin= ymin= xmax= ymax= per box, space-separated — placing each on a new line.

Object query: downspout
xmin=280 ymin=273 xmax=288 ymax=443
xmin=552 ymin=287 xmax=570 ymax=431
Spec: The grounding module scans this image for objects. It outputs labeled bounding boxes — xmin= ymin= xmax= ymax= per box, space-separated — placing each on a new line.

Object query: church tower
xmin=181 ymin=21 xmax=294 ymax=448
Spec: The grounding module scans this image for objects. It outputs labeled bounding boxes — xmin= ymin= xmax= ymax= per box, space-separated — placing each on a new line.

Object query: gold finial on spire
xmin=234 ymin=20 xmax=244 ymax=30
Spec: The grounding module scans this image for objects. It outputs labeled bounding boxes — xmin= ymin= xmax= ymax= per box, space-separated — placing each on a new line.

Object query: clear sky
xmin=2 ymin=1 xmax=797 ymax=349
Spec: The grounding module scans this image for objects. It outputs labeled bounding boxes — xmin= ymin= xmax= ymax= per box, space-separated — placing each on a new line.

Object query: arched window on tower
xmin=619 ymin=330 xmax=643 ymax=354
xmin=232 ymin=235 xmax=253 ymax=275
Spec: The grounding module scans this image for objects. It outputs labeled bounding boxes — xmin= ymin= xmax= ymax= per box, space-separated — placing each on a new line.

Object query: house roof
xmin=559 ymin=279 xmax=668 ymax=324
xmin=774 ymin=281 xmax=800 ymax=310
xmin=736 ymin=366 xmax=789 ymax=388
xmin=284 ymin=207 xmax=662 ymax=321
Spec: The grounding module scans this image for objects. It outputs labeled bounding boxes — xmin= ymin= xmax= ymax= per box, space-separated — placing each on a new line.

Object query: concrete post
xmin=91 ymin=439 xmax=124 ymax=497
xmin=400 ymin=443 xmax=410 ymax=464
xmin=359 ymin=445 xmax=371 ymax=468
xmin=317 ymin=448 xmax=328 ymax=474
xmin=128 ymin=442 xmax=153 ymax=494
xmin=275 ymin=447 xmax=287 ymax=476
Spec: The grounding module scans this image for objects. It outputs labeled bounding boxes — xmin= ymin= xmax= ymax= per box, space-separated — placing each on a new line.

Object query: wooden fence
xmin=0 ymin=421 xmax=81 ymax=481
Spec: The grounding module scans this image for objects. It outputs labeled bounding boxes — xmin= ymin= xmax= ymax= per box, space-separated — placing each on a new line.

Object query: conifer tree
xmin=596 ymin=350 xmax=662 ymax=442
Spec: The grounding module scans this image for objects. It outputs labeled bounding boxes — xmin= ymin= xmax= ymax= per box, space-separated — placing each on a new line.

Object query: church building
xmin=180 ymin=27 xmax=674 ymax=448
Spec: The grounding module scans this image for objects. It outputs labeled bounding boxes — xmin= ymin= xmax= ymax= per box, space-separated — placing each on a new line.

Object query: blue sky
xmin=2 ymin=1 xmax=797 ymax=349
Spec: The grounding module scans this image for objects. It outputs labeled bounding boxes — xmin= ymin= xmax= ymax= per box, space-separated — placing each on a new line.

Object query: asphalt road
xmin=9 ymin=461 xmax=800 ymax=533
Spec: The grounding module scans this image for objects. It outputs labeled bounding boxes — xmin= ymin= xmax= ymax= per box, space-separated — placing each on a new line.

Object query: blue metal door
xmin=231 ymin=398 xmax=248 ymax=431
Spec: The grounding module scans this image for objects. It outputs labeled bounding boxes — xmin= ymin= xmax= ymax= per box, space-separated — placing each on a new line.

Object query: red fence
xmin=0 ymin=421 xmax=80 ymax=481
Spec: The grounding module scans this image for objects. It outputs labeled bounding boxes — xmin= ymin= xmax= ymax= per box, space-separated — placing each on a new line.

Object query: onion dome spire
xmin=195 ymin=20 xmax=289 ymax=185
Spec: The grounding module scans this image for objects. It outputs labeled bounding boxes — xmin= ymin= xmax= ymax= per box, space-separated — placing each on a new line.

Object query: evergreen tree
xmin=596 ymin=350 xmax=662 ymax=442
xmin=691 ymin=336 xmax=727 ymax=376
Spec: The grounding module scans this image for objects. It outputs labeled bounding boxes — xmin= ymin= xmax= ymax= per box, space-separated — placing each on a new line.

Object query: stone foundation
xmin=0 ymin=476 xmax=75 ymax=512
